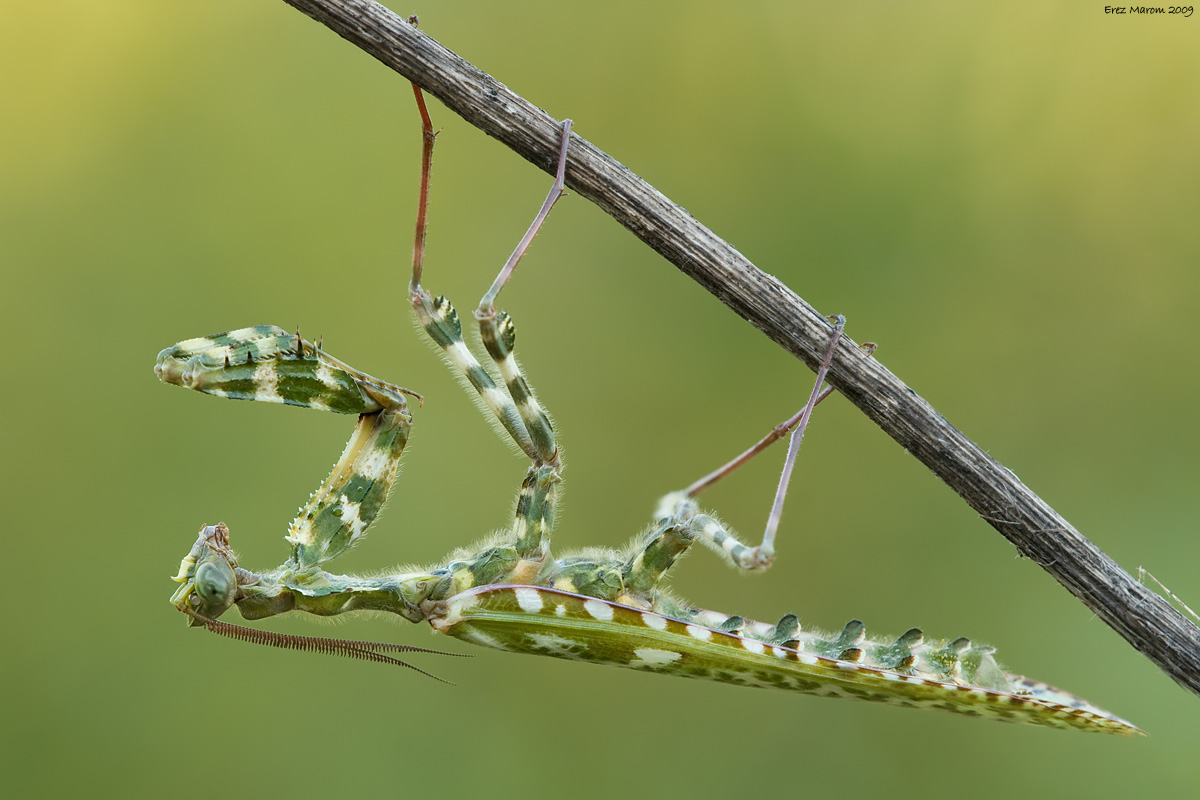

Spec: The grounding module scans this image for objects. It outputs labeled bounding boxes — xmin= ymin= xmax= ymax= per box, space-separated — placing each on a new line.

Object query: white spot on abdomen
xmin=631 ymin=648 xmax=682 ymax=667
xmin=526 ymin=632 xmax=585 ymax=657
xmin=515 ymin=588 xmax=544 ymax=614
xmin=583 ymin=599 xmax=614 ymax=622
xmin=641 ymin=613 xmax=668 ymax=631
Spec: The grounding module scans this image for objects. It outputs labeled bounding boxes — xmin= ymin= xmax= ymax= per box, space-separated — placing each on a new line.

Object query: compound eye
xmin=194 ymin=557 xmax=236 ymax=608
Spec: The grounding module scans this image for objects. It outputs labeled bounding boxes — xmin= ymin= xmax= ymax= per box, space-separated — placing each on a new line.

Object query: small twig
xmin=278 ymin=0 xmax=1200 ymax=698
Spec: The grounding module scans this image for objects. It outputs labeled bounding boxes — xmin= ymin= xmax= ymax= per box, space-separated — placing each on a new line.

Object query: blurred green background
xmin=3 ymin=0 xmax=1198 ymax=796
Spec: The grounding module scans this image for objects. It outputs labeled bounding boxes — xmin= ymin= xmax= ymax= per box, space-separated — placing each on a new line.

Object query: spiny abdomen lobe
xmin=431 ymin=585 xmax=1142 ymax=736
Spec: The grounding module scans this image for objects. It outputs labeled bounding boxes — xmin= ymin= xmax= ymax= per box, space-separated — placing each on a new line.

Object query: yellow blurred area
xmin=2 ymin=1 xmax=1197 ymax=798
xmin=2 ymin=3 xmax=203 ymax=199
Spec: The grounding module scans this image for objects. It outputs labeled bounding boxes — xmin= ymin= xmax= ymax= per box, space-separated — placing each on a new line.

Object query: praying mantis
xmin=157 ymin=68 xmax=1142 ymax=735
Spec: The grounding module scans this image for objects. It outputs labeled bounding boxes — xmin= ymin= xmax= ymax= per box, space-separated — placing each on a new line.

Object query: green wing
xmin=431 ymin=585 xmax=1143 ymax=736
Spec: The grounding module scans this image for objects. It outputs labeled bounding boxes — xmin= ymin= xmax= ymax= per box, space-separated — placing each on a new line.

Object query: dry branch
xmin=278 ymin=0 xmax=1200 ymax=697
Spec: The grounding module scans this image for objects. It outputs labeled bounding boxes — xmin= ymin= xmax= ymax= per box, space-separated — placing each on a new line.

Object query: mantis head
xmin=170 ymin=524 xmax=240 ymax=624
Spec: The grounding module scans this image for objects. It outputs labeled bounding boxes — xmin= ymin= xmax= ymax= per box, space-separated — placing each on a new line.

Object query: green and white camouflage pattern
xmin=155 ymin=325 xmax=411 ymax=414
xmin=158 ymin=101 xmax=1140 ymax=737
xmin=159 ymin=313 xmax=1142 ymax=736
xmin=433 ymin=586 xmax=1139 ymax=735
xmin=286 ymin=405 xmax=411 ymax=567
xmin=159 ymin=326 xmax=415 ymax=567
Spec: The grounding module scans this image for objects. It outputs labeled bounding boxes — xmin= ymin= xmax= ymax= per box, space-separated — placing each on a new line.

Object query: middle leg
xmin=402 ymin=74 xmax=571 ymax=582
xmin=406 ymin=80 xmax=570 ymax=469
xmin=621 ymin=316 xmax=850 ymax=600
